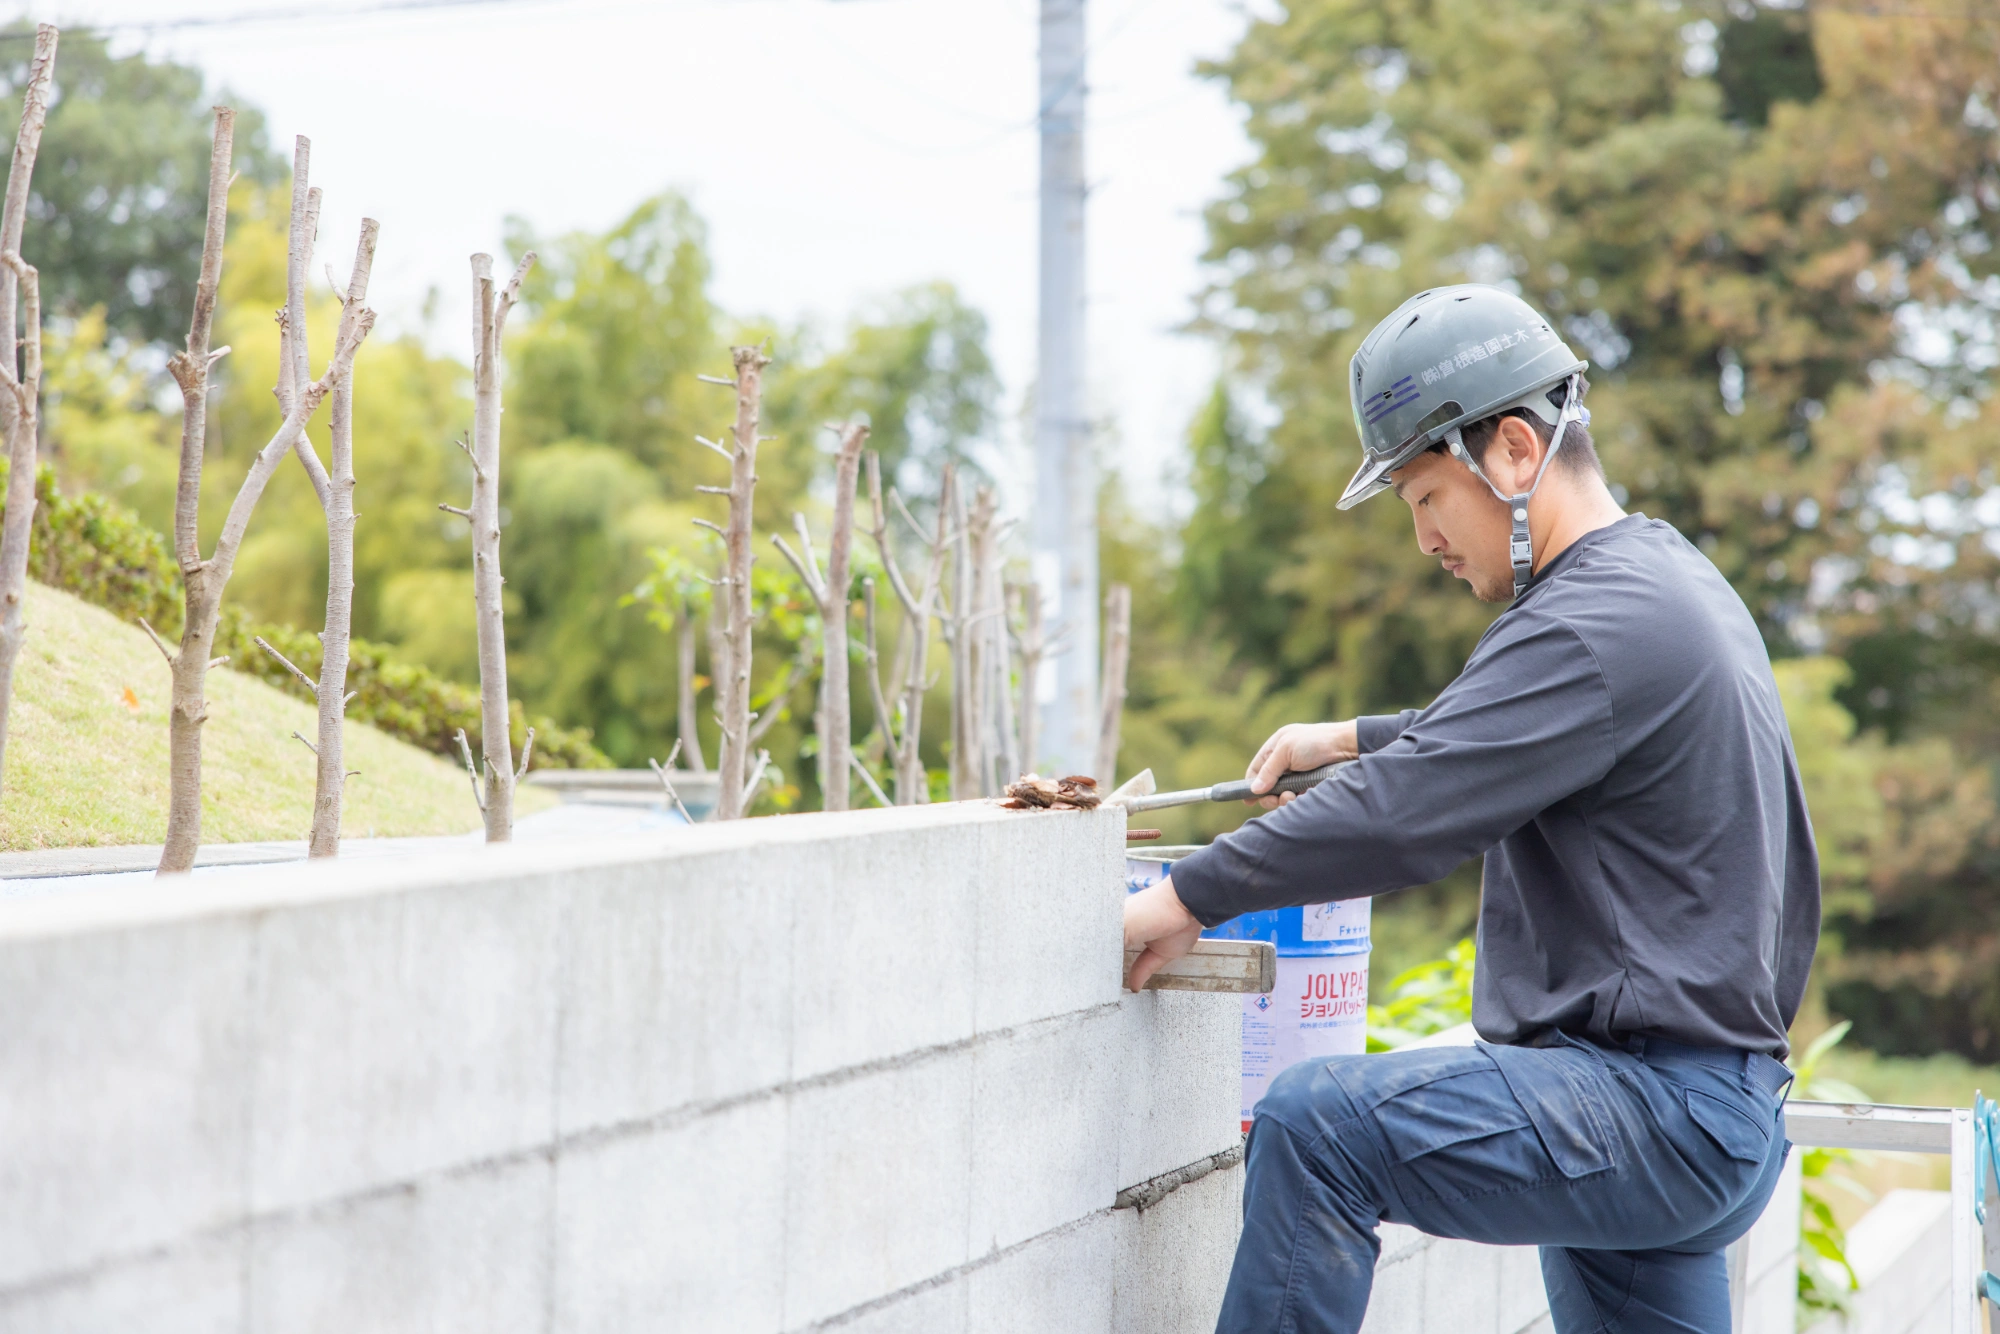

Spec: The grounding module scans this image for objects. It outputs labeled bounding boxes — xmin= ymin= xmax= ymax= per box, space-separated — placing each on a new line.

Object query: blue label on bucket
xmin=1125 ymin=850 xmax=1370 ymax=957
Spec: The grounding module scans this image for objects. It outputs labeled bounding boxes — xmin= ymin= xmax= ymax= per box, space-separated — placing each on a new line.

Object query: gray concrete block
xmin=553 ymin=1099 xmax=786 ymax=1334
xmin=788 ymin=826 xmax=977 ymax=1082
xmin=0 ymin=1236 xmax=241 ymax=1334
xmin=1420 ymin=1238 xmax=1502 ymax=1334
xmin=1744 ymin=1152 xmax=1800 ymax=1288
xmin=966 ymin=1214 xmax=1115 ymax=1334
xmin=0 ymin=919 xmax=252 ymax=1290
xmin=973 ymin=811 xmax=1122 ymax=1034
xmin=246 ymin=1158 xmax=550 ymax=1334
xmin=823 ymin=1278 xmax=968 ymax=1334
xmin=557 ymin=853 xmax=794 ymax=1136
xmin=1115 ymin=991 xmax=1241 ymax=1190
xmin=783 ymin=1051 xmax=974 ymax=1327
xmin=1357 ymin=1234 xmax=1427 ymax=1334
xmin=1112 ymin=1163 xmax=1241 ymax=1334
xmin=1495 ymin=1244 xmax=1549 ymax=1333
xmin=1376 ymin=1221 xmax=1429 ymax=1267
xmin=247 ymin=878 xmax=562 ymax=1214
xmin=968 ymin=1009 xmax=1120 ymax=1254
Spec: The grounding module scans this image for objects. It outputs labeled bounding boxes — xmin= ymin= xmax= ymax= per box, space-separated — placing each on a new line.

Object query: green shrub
xmin=3 ymin=462 xmax=608 ymax=769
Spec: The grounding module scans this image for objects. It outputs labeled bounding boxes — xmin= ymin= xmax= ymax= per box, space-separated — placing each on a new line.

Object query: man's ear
xmin=1491 ymin=417 xmax=1544 ymax=493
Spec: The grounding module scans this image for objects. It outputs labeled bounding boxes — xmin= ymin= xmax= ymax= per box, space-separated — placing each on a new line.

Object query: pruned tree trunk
xmin=975 ymin=491 xmax=1017 ymax=790
xmin=255 ymin=216 xmax=377 ymax=856
xmin=442 ymin=251 xmax=535 ymax=841
xmin=1095 ymin=581 xmax=1132 ymax=784
xmin=307 ymin=223 xmax=379 ymax=855
xmin=0 ymin=24 xmax=58 ymax=796
xmin=947 ymin=480 xmax=977 ymax=799
xmin=710 ymin=345 xmax=769 ymax=821
xmin=1010 ymin=580 xmax=1047 ymax=775
xmin=773 ymin=421 xmax=868 ymax=811
xmin=157 ymin=124 xmax=376 ymax=875
xmin=677 ymin=598 xmax=707 ymax=772
xmin=860 ymin=453 xmax=951 ymax=804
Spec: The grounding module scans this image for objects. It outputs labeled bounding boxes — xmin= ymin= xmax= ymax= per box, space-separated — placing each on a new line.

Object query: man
xmin=1123 ymin=285 xmax=1820 ymax=1333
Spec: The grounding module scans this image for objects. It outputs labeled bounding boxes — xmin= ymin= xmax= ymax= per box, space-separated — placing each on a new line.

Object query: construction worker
xmin=1122 ymin=285 xmax=1820 ymax=1333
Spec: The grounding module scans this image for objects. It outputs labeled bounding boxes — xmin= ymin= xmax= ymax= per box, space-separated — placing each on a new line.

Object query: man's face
xmin=1390 ymin=448 xmax=1515 ymax=603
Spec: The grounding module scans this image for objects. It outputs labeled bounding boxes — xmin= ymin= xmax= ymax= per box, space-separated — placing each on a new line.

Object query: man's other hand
xmin=1245 ymin=721 xmax=1359 ymax=809
xmin=1123 ymin=876 xmax=1202 ymax=992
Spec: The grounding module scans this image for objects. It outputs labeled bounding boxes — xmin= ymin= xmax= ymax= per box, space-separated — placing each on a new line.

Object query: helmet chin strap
xmin=1445 ymin=373 xmax=1587 ymax=601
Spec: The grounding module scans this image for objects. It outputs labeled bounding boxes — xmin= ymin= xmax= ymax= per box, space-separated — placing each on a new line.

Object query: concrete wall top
xmin=0 ymin=800 xmax=1071 ymax=942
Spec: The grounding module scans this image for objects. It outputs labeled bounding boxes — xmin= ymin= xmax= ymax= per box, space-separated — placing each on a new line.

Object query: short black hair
xmin=1427 ymin=385 xmax=1604 ymax=482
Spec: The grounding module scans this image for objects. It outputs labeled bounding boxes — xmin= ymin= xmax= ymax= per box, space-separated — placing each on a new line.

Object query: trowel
xmin=1110 ymin=762 xmax=1346 ymax=814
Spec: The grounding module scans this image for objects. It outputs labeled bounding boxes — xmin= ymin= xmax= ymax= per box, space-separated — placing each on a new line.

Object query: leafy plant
xmin=1789 ymin=1021 xmax=1874 ymax=1323
xmin=1366 ymin=938 xmax=1476 ymax=1051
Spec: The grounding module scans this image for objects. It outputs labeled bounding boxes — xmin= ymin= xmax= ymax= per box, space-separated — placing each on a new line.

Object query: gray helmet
xmin=1341 ymin=285 xmax=1586 ymax=511
xmin=1342 ymin=285 xmax=1591 ymax=599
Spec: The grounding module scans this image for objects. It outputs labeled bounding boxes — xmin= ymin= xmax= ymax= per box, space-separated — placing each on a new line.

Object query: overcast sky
xmin=33 ymin=0 xmax=1257 ymax=516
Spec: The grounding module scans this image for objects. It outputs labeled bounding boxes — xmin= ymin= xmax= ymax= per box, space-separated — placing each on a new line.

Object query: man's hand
xmin=1245 ymin=720 xmax=1359 ymax=809
xmin=1123 ymin=876 xmax=1203 ymax=992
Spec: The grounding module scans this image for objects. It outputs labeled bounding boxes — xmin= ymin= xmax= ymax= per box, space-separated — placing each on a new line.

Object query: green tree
xmin=0 ymin=23 xmax=282 ymax=345
xmin=503 ymin=194 xmax=722 ymax=469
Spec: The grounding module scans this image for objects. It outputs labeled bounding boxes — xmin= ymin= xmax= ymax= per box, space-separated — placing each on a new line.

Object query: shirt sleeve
xmin=1356 ymin=711 xmax=1421 ymax=753
xmin=1170 ymin=612 xmax=1620 ymax=927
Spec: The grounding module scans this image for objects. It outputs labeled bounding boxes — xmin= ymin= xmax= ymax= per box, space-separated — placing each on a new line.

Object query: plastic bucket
xmin=1128 ymin=847 xmax=1371 ymax=1129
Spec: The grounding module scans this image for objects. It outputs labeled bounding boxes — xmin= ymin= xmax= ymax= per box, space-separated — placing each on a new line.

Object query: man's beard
xmin=1469 ymin=569 xmax=1513 ymax=603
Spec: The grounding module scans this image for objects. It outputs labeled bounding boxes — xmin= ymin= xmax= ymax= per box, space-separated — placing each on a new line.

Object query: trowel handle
xmin=1208 ymin=762 xmax=1346 ymax=805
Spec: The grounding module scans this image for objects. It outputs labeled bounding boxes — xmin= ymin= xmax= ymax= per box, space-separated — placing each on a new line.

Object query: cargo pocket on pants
xmin=1369 ymin=1066 xmax=1546 ymax=1204
xmin=1478 ymin=1040 xmax=1618 ymax=1180
xmin=1682 ymin=1088 xmax=1772 ymax=1164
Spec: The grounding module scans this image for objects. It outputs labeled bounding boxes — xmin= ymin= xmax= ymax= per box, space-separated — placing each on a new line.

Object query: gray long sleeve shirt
xmin=1169 ymin=515 xmax=1820 ymax=1058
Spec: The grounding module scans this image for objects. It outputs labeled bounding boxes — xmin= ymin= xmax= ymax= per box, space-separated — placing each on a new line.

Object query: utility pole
xmin=1033 ymin=0 xmax=1096 ymax=776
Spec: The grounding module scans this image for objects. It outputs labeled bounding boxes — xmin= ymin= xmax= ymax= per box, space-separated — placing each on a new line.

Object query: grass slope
xmin=0 ymin=582 xmax=550 ymax=850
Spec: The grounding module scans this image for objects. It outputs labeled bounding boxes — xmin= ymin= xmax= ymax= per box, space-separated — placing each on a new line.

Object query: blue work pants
xmin=1216 ymin=1034 xmax=1793 ymax=1333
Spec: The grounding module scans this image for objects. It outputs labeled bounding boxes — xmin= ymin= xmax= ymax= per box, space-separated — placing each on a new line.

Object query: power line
xmin=0 ymin=0 xmax=571 ymax=42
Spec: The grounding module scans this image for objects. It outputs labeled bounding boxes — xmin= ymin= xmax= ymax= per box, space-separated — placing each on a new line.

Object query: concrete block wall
xmin=0 ymin=803 xmax=1243 ymax=1333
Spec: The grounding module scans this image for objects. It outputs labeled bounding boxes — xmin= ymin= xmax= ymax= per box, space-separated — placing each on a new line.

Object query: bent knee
xmin=1254 ymin=1055 xmax=1367 ymax=1133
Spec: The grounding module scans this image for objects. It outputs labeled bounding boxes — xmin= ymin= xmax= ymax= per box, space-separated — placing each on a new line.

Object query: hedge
xmin=3 ymin=463 xmax=609 ymax=770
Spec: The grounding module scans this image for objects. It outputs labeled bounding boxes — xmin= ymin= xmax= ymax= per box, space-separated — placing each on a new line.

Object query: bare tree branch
xmin=649 ymin=749 xmax=695 ymax=824
xmin=137 ymin=617 xmax=177 ymax=665
xmin=514 ymin=726 xmax=535 ymax=780
xmin=770 ymin=533 xmax=820 ymax=599
xmin=860 ymin=577 xmax=898 ymax=755
xmin=741 ymin=748 xmax=772 ymax=807
xmin=254 ymin=635 xmax=319 ymax=697
xmin=675 ymin=597 xmax=707 ymax=773
xmin=863 ymin=452 xmax=921 ymax=617
xmin=891 ymin=464 xmax=954 ymax=803
xmin=279 ymin=151 xmax=331 ymax=511
xmin=454 ymin=727 xmax=486 ymax=813
xmin=849 ymin=751 xmax=891 ymax=808
xmin=0 ymin=24 xmax=58 ymax=792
